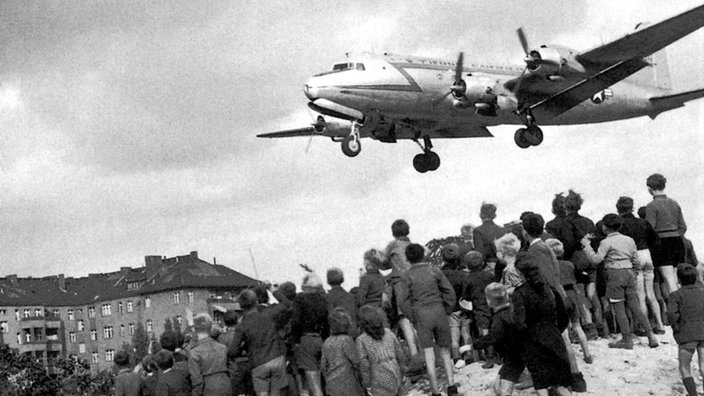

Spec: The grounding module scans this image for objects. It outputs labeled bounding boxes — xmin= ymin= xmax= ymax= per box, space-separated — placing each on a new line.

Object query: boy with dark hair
xmin=154 ymin=350 xmax=191 ymax=395
xmin=473 ymin=202 xmax=507 ymax=277
xmin=397 ymin=243 xmax=458 ymax=396
xmin=387 ymin=219 xmax=412 ymax=273
xmin=668 ymin=263 xmax=704 ymax=396
xmin=326 ymin=267 xmax=357 ymax=337
xmin=462 ymin=251 xmax=494 ymax=367
xmin=440 ymin=244 xmax=472 ymax=362
xmin=114 ymin=350 xmax=142 ymax=396
xmin=582 ymin=214 xmax=659 ymax=349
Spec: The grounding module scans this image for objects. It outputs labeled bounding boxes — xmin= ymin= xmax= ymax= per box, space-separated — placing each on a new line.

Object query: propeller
xmin=304 ymin=113 xmax=326 ymax=154
xmin=517 ymin=28 xmax=542 ymax=71
xmin=432 ymin=52 xmax=466 ymax=108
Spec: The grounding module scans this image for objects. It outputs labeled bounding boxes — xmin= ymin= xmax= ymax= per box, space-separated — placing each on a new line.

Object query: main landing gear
xmin=514 ymin=110 xmax=544 ymax=149
xmin=341 ymin=121 xmax=361 ymax=157
xmin=412 ymin=136 xmax=441 ymax=173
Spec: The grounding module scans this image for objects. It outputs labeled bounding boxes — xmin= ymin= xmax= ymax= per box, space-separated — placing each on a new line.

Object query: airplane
xmin=258 ymin=4 xmax=704 ymax=173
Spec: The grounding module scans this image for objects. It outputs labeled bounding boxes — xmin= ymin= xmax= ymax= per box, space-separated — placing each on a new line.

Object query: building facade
xmin=0 ymin=251 xmax=259 ymax=372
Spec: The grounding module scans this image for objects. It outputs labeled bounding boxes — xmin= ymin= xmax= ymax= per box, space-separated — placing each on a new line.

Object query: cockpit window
xmin=315 ymin=62 xmax=365 ymax=77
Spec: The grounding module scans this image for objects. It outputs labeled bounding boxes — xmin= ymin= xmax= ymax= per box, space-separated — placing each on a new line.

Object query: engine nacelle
xmin=463 ymin=75 xmax=499 ymax=104
xmin=527 ymin=45 xmax=586 ymax=77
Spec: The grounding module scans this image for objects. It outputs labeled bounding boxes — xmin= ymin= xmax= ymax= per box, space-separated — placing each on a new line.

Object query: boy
xmin=114 ymin=350 xmax=142 ymax=396
xmin=462 ymin=250 xmax=495 ymax=368
xmin=397 ymin=243 xmax=458 ymax=396
xmin=154 ymin=350 xmax=191 ymax=395
xmin=667 ymin=263 xmax=704 ymax=396
xmin=582 ymin=213 xmax=659 ymax=349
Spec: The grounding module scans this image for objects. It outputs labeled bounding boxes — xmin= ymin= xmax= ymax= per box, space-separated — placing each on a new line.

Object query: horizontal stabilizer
xmin=650 ymin=88 xmax=704 ymax=106
xmin=257 ymin=127 xmax=317 ymax=138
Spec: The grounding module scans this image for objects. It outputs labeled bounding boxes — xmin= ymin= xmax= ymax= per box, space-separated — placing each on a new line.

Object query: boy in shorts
xmin=397 ymin=243 xmax=458 ymax=396
xmin=667 ymin=263 xmax=704 ymax=396
xmin=582 ymin=214 xmax=659 ymax=349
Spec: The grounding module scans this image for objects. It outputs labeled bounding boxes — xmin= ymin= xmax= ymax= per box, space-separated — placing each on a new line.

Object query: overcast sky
xmin=1 ymin=0 xmax=703 ymax=289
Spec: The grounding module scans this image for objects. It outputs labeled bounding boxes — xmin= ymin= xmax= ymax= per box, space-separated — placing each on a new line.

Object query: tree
xmin=0 ymin=344 xmax=59 ymax=395
xmin=425 ymin=235 xmax=466 ymax=267
xmin=131 ymin=322 xmax=149 ymax=363
xmin=173 ymin=316 xmax=183 ymax=335
xmin=163 ymin=317 xmax=174 ymax=334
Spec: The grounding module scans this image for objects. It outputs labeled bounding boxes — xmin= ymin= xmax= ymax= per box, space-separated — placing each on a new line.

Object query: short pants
xmin=605 ymin=268 xmax=638 ymax=302
xmin=295 ymin=334 xmax=322 ymax=371
xmin=252 ymin=355 xmax=287 ymax=393
xmin=414 ymin=304 xmax=452 ymax=349
xmin=651 ymin=236 xmax=685 ymax=268
xmin=679 ymin=340 xmax=704 ymax=351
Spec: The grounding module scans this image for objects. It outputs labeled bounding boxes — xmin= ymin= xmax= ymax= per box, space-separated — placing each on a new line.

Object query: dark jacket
xmin=620 ymin=213 xmax=657 ymax=251
xmin=228 ymin=308 xmax=286 ymax=369
xmin=357 ymin=271 xmax=384 ymax=307
xmin=291 ymin=291 xmax=329 ymax=340
xmin=441 ymin=267 xmax=468 ymax=312
xmin=527 ymin=240 xmax=564 ymax=299
xmin=397 ymin=262 xmax=455 ymax=322
xmin=155 ymin=368 xmax=191 ymax=396
xmin=667 ymin=284 xmax=704 ymax=344
xmin=327 ymin=285 xmax=358 ymax=336
xmin=563 ymin=213 xmax=595 ymax=261
xmin=462 ymin=269 xmax=494 ymax=324
xmin=473 ymin=220 xmax=507 ymax=263
xmin=115 ymin=369 xmax=143 ymax=396
xmin=474 ymin=304 xmax=522 ymax=359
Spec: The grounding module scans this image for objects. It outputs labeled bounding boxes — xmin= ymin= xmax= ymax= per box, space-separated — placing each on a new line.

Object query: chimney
xmin=144 ymin=255 xmax=163 ymax=271
xmin=213 ymin=257 xmax=217 ymax=265
xmin=7 ymin=275 xmax=18 ymax=285
xmin=120 ymin=267 xmax=131 ymax=277
xmin=190 ymin=251 xmax=198 ymax=259
xmin=58 ymin=274 xmax=65 ymax=290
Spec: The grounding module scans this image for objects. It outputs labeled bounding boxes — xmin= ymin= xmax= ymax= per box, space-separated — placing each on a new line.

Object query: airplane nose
xmin=304 ymin=78 xmax=319 ymax=100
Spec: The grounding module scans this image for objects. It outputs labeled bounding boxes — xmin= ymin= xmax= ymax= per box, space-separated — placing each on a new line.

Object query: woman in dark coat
xmin=512 ymin=252 xmax=573 ymax=396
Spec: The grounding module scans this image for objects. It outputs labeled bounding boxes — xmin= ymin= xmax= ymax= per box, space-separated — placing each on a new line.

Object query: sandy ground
xmin=407 ymin=327 xmax=698 ymax=396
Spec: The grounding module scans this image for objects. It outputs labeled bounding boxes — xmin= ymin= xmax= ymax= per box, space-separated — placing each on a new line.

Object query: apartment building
xmin=0 ymin=251 xmax=259 ymax=372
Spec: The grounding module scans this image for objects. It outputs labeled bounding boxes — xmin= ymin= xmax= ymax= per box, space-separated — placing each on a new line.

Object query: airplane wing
xmin=521 ymin=3 xmax=704 ymax=119
xmin=257 ymin=127 xmax=319 ymax=138
xmin=576 ymin=4 xmax=704 ymax=67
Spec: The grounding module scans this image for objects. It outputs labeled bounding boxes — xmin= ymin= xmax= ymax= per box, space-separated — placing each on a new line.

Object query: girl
xmin=356 ymin=305 xmax=407 ymax=396
xmin=321 ymin=308 xmax=364 ymax=396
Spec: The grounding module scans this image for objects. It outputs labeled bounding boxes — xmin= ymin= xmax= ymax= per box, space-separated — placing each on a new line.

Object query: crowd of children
xmin=112 ymin=173 xmax=702 ymax=396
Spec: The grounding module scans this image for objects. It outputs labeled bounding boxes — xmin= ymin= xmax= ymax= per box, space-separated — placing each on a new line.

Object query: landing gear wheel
xmin=525 ymin=125 xmax=544 ymax=146
xmin=426 ymin=152 xmax=441 ymax=171
xmin=514 ymin=128 xmax=531 ymax=149
xmin=341 ymin=135 xmax=361 ymax=157
xmin=413 ymin=153 xmax=430 ymax=173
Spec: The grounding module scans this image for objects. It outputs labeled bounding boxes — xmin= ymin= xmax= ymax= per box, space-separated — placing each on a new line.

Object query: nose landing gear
xmin=412 ymin=136 xmax=441 ymax=173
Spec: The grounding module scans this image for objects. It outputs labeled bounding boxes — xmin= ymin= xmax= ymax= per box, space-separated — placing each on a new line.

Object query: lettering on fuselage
xmin=591 ymin=88 xmax=614 ymax=104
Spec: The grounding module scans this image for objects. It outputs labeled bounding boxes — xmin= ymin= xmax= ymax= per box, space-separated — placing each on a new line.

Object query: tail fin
xmin=628 ymin=48 xmax=672 ymax=90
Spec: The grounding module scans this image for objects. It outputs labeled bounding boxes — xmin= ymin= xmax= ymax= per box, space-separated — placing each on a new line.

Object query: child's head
xmin=545 ymin=238 xmax=564 ymax=259
xmin=114 ymin=350 xmax=131 ymax=368
xmin=615 ymin=196 xmax=634 ymax=215
xmin=601 ymin=213 xmax=622 ymax=233
xmin=551 ymin=193 xmax=566 ymax=217
xmin=363 ymin=248 xmax=386 ymax=272
xmin=516 ymin=251 xmax=543 ymax=286
xmin=391 ymin=219 xmax=410 ymax=238
xmin=564 ymin=189 xmax=584 ymax=213
xmin=238 ymin=289 xmax=259 ymax=311
xmin=441 ymin=243 xmax=461 ymax=269
xmin=358 ymin=305 xmax=387 ymax=341
xmin=328 ymin=307 xmax=353 ymax=336
xmin=485 ymin=282 xmax=509 ymax=308
xmin=142 ymin=355 xmax=159 ymax=374
xmin=192 ymin=313 xmax=213 ymax=335
xmin=677 ymin=263 xmax=698 ymax=286
xmin=460 ymin=224 xmax=474 ymax=240
xmin=405 ymin=243 xmax=426 ymax=264
xmin=480 ymin=202 xmax=497 ymax=221
xmin=253 ymin=285 xmax=269 ymax=305
xmin=327 ymin=267 xmax=344 ymax=286
xmin=301 ymin=272 xmax=324 ymax=292
xmin=637 ymin=206 xmax=647 ymax=219
xmin=646 ymin=173 xmax=666 ymax=192
xmin=223 ymin=310 xmax=239 ymax=327
xmin=495 ymin=233 xmax=521 ymax=260
xmin=463 ymin=251 xmax=484 ymax=271
xmin=521 ymin=212 xmax=544 ymax=239
xmin=153 ymin=350 xmax=173 ymax=371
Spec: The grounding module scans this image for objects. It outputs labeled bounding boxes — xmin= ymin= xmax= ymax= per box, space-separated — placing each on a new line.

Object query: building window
xmin=68 ymin=309 xmax=75 ymax=321
xmin=145 ymin=297 xmax=151 ymax=308
xmin=69 ymin=332 xmax=76 ymax=343
xmin=176 ymin=315 xmax=182 ymax=326
xmin=34 ymin=309 xmax=42 ymax=317
xmin=79 ymin=343 xmax=85 ymax=353
xmin=77 ymin=320 xmax=85 ymax=331
xmin=128 ymin=323 xmax=135 ymax=335
xmin=103 ymin=327 xmax=113 ymax=339
xmin=127 ymin=301 xmax=133 ymax=312
xmin=90 ymin=329 xmax=97 ymax=341
xmin=15 ymin=310 xmax=20 ymax=321
xmin=0 ymin=321 xmax=8 ymax=333
xmin=101 ymin=304 xmax=111 ymax=316
xmin=16 ymin=333 xmax=21 ymax=344
xmin=173 ymin=292 xmax=180 ymax=304
xmin=23 ymin=309 xmax=30 ymax=318
xmin=91 ymin=352 xmax=99 ymax=363
xmin=77 ymin=309 xmax=83 ymax=315
xmin=25 ymin=332 xmax=31 ymax=342
xmin=0 ymin=309 xmax=6 ymax=315
xmin=88 ymin=307 xmax=95 ymax=318
xmin=105 ymin=349 xmax=115 ymax=362
xmin=146 ymin=320 xmax=153 ymax=333
xmin=188 ymin=291 xmax=194 ymax=303
xmin=120 ymin=325 xmax=125 ymax=337
xmin=118 ymin=302 xmax=123 ymax=314
xmin=52 ymin=309 xmax=60 ymax=318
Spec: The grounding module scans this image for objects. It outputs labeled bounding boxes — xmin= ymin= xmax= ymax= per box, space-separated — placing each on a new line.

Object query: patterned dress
xmin=321 ymin=335 xmax=364 ymax=396
xmin=356 ymin=329 xmax=406 ymax=396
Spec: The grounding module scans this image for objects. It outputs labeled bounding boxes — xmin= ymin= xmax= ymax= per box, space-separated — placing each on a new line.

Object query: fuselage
xmin=304 ymin=53 xmax=671 ymax=130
